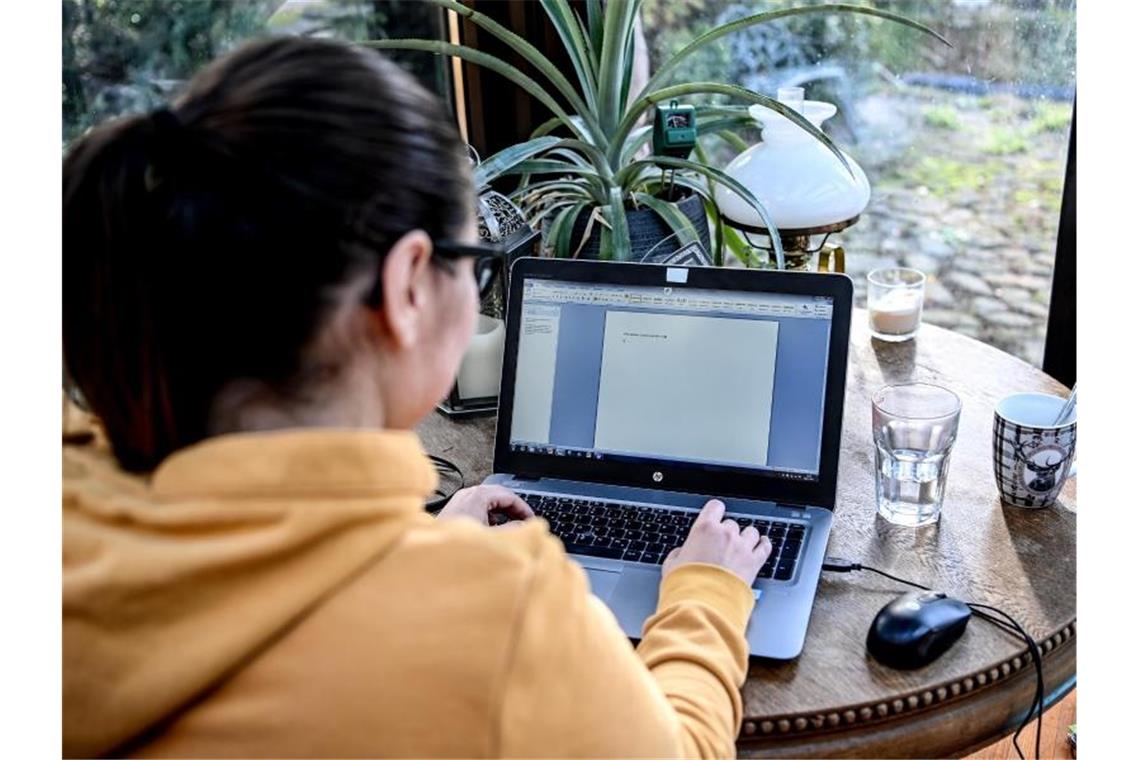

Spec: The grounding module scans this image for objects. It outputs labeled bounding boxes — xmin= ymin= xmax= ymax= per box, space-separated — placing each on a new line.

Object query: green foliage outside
xmin=641 ymin=0 xmax=1076 ymax=96
xmin=983 ymin=127 xmax=1030 ymax=156
xmin=922 ymin=105 xmax=961 ymax=130
xmin=62 ymin=0 xmax=449 ymax=146
xmin=1029 ymin=101 xmax=1073 ymax=134
xmin=62 ymin=0 xmax=277 ymax=143
xmin=897 ymin=156 xmax=998 ymax=197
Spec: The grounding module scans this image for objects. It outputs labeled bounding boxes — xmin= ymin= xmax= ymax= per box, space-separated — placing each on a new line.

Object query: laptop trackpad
xmin=585 ymin=567 xmax=623 ymax=602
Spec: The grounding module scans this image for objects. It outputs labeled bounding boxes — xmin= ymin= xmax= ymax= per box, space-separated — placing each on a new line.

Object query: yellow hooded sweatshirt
xmin=63 ymin=425 xmax=755 ymax=758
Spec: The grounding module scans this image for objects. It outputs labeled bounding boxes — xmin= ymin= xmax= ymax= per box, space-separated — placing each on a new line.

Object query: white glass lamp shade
xmin=715 ymin=101 xmax=870 ymax=231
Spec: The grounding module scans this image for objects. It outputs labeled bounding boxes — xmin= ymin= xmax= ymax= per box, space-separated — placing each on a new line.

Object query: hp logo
xmin=652 ymin=471 xmax=664 ymax=483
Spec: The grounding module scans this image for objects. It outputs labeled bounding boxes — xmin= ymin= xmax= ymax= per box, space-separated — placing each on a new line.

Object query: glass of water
xmin=872 ymin=383 xmax=961 ymax=526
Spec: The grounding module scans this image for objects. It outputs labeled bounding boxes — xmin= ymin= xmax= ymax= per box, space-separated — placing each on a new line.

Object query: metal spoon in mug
xmin=1052 ymin=383 xmax=1076 ymax=425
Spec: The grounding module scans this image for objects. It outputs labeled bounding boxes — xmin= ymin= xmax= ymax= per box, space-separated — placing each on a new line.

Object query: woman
xmin=63 ymin=36 xmax=772 ymax=758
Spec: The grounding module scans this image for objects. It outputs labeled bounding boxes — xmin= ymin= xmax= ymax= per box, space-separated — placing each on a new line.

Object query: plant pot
xmin=565 ymin=190 xmax=711 ymax=262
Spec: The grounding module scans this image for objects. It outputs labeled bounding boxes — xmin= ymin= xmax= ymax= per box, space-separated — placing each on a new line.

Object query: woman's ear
xmin=376 ymin=230 xmax=433 ymax=349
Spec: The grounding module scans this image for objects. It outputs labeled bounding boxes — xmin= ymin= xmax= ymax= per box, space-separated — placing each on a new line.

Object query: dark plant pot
xmin=566 ymin=190 xmax=711 ymax=262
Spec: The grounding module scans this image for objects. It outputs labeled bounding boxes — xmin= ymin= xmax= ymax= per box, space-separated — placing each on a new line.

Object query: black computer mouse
xmin=866 ymin=590 xmax=972 ymax=669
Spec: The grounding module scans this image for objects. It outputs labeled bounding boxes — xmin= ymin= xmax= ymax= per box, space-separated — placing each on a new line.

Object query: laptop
xmin=485 ymin=258 xmax=852 ymax=658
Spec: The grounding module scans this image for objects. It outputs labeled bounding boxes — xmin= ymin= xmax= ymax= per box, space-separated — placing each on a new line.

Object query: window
xmin=62 ymin=0 xmax=452 ymax=145
xmin=642 ymin=0 xmax=1076 ymax=365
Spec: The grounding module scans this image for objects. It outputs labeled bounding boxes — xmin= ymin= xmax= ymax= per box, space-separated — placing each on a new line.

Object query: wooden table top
xmin=417 ymin=308 xmax=1076 ymax=758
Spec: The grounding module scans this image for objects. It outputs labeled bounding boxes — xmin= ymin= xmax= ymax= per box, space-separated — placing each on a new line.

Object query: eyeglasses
xmin=363 ymin=238 xmax=505 ymax=307
xmin=432 ymin=240 xmax=505 ymax=299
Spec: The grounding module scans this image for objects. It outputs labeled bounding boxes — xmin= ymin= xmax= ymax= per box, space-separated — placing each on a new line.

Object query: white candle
xmin=456 ymin=315 xmax=506 ymax=399
xmin=870 ymin=288 xmax=923 ymax=337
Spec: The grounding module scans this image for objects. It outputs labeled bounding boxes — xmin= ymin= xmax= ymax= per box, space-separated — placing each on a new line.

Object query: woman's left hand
xmin=435 ymin=484 xmax=534 ymax=527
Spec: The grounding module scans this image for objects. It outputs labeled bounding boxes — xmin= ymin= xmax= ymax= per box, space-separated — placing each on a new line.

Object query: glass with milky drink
xmin=872 ymin=383 xmax=961 ymax=526
xmin=867 ymin=267 xmax=925 ymax=342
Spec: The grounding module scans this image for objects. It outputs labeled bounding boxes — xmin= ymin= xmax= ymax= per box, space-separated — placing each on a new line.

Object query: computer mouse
xmin=866 ymin=590 xmax=972 ymax=669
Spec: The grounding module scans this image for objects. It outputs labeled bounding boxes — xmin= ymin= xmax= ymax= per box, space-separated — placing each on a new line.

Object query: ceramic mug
xmin=992 ymin=392 xmax=1076 ymax=508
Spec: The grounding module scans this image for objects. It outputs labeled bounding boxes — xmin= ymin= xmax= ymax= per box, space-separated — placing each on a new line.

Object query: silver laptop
xmin=485 ymin=259 xmax=852 ymax=658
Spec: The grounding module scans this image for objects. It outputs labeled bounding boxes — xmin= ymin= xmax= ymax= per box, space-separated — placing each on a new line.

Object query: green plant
xmin=983 ymin=128 xmax=1030 ymax=156
xmin=1028 ymin=101 xmax=1072 ymax=134
xmin=62 ymin=0 xmax=277 ymax=144
xmin=892 ymin=156 xmax=999 ymax=197
xmin=369 ymin=0 xmax=946 ymax=265
xmin=922 ymin=104 xmax=961 ymax=130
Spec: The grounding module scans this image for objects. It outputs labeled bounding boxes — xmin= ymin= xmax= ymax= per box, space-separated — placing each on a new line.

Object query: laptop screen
xmin=507 ymin=277 xmax=833 ymax=482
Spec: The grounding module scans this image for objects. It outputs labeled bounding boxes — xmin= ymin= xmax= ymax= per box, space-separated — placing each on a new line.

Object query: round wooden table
xmin=417 ymin=309 xmax=1076 ymax=758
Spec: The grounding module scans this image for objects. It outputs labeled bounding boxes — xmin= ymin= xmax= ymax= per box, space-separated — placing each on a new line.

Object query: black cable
xmin=858 ymin=565 xmax=1024 ymax=638
xmin=425 ymin=454 xmax=464 ymax=511
xmin=969 ymin=602 xmax=1045 ymax=760
xmin=822 ymin=557 xmax=1045 ymax=759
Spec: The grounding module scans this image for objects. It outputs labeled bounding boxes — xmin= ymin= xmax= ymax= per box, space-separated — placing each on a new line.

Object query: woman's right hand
xmin=662 ymin=500 xmax=772 ymax=586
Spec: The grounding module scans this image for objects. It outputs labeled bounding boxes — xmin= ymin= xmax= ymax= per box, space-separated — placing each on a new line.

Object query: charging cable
xmin=426 ymin=454 xmax=465 ymax=512
xmin=822 ymin=558 xmax=1045 ymax=760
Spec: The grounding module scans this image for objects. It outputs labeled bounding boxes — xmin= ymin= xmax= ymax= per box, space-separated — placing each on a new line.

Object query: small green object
xmin=653 ymin=100 xmax=697 ymax=159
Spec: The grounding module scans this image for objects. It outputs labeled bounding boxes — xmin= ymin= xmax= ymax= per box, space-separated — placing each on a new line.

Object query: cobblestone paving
xmin=835 ymin=89 xmax=1070 ymax=366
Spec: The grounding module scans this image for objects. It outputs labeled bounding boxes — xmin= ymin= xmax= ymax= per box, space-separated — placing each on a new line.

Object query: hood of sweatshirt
xmin=63 ymin=428 xmax=436 ymax=758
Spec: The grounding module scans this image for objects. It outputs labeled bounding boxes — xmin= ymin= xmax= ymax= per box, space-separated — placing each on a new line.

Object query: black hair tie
xmin=144 ymin=107 xmax=184 ymax=192
xmin=150 ymin=107 xmax=182 ymax=135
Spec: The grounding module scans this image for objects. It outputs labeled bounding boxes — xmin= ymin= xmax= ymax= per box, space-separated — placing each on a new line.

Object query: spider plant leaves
xmin=586 ymin=0 xmax=605 ymax=68
xmin=639 ymin=3 xmax=951 ymax=100
xmin=598 ymin=215 xmax=614 ymax=261
xmin=602 ymin=187 xmax=631 ymax=261
xmin=420 ymin=0 xmax=601 ymax=133
xmin=597 ymin=0 xmax=642 ymax=136
xmin=619 ymin=10 xmax=639 ymax=113
xmin=530 ymin=116 xmax=600 ymax=148
xmin=547 ymin=148 xmax=592 ymax=166
xmin=620 ymin=125 xmax=654 ymax=165
xmin=539 ymin=0 xmax=598 ymax=107
xmin=478 ymin=137 xmax=611 ymax=187
xmin=548 ymin=200 xmax=591 ymax=258
xmin=513 ymin=178 xmax=603 ymax=206
xmin=620 ymin=112 xmax=752 ymax=168
xmin=713 ymin=129 xmax=750 ymax=153
xmin=631 ymin=191 xmax=701 ymax=250
xmin=723 ymin=225 xmax=764 ymax=268
xmin=619 ymin=113 xmax=754 ymax=167
xmin=473 ymin=136 xmax=562 ymax=190
xmin=526 ymin=196 xmax=582 ymax=229
xmin=365 ymin=39 xmax=588 ymax=143
xmin=613 ymin=81 xmax=851 ymax=177
xmin=504 ymin=159 xmax=598 ymax=177
xmin=505 ymin=161 xmax=610 ymax=198
xmin=575 ymin=1 xmax=599 ymax=70
xmin=530 ymin=116 xmax=564 ymax=140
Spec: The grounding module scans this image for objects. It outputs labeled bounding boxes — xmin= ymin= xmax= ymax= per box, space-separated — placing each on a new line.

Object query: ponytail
xmin=64 ymin=112 xmax=186 ymax=470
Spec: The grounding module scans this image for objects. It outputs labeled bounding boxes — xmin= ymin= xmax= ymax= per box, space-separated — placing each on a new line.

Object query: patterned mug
xmin=992 ymin=392 xmax=1076 ymax=508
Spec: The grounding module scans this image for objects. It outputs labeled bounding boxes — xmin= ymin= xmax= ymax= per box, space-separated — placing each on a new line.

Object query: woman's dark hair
xmin=63 ymin=36 xmax=474 ymax=472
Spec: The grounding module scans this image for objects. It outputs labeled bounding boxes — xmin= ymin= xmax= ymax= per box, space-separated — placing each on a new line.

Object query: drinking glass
xmin=867 ymin=267 xmax=925 ymax=342
xmin=872 ymin=383 xmax=961 ymax=526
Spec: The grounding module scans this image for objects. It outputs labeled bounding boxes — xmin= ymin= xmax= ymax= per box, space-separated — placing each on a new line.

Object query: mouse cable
xmin=822 ymin=557 xmax=1044 ymax=760
xmin=426 ymin=454 xmax=465 ymax=512
xmin=822 ymin=559 xmax=1022 ymax=638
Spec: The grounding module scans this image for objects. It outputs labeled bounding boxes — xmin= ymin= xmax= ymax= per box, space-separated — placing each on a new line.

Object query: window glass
xmin=642 ymin=0 xmax=1075 ymax=365
xmin=63 ymin=0 xmax=450 ymax=145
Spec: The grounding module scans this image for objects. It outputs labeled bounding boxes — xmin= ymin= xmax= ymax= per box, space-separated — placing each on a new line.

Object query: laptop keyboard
xmin=515 ymin=492 xmax=807 ymax=582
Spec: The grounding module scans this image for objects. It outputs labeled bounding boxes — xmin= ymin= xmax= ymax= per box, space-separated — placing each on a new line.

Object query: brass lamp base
xmin=720 ymin=214 xmax=858 ymax=273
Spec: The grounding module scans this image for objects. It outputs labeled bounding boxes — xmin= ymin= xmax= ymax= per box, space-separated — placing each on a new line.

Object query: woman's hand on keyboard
xmin=662 ymin=499 xmax=772 ymax=585
xmin=436 ymin=485 xmax=534 ymax=527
